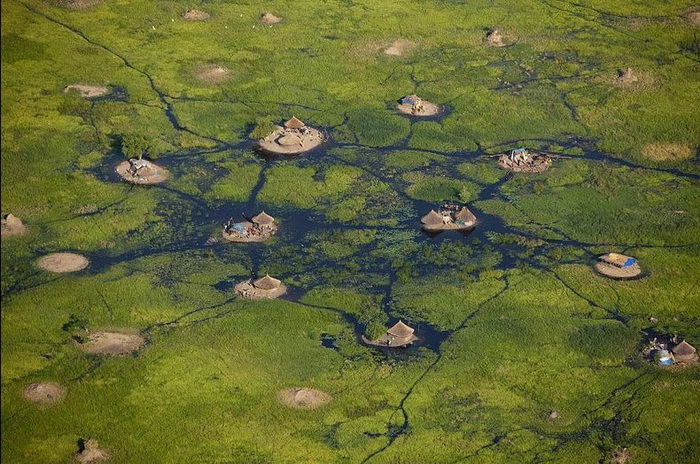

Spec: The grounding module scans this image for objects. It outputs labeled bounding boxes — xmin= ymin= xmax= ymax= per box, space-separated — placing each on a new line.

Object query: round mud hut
xmin=115 ymin=157 xmax=168 ymax=185
xmin=421 ymin=205 xmax=477 ymax=232
xmin=363 ymin=320 xmax=418 ymax=348
xmin=498 ymin=148 xmax=552 ymax=173
xmin=256 ymin=117 xmax=324 ymax=156
xmin=1 ymin=213 xmax=27 ymax=237
xmin=594 ymin=253 xmax=642 ymax=279
xmin=397 ymin=95 xmax=442 ymax=117
xmin=672 ymin=340 xmax=698 ymax=363
xmin=234 ymin=274 xmax=287 ymax=299
xmin=222 ymin=211 xmax=278 ymax=243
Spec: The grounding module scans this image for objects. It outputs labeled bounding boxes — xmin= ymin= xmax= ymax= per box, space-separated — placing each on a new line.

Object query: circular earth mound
xmin=54 ymin=0 xmax=103 ymax=10
xmin=74 ymin=439 xmax=110 ymax=463
xmin=115 ymin=159 xmax=168 ymax=185
xmin=682 ymin=7 xmax=700 ymax=26
xmin=64 ymin=84 xmax=110 ymax=98
xmin=76 ymin=331 xmax=146 ymax=356
xmin=22 ymin=382 xmax=66 ymax=406
xmin=234 ymin=279 xmax=287 ymax=299
xmin=641 ymin=142 xmax=694 ymax=162
xmin=594 ymin=262 xmax=642 ymax=279
xmin=484 ymin=28 xmax=508 ymax=47
xmin=1 ymin=213 xmax=27 ymax=237
xmin=384 ymin=38 xmax=415 ymax=56
xmin=196 ymin=65 xmax=231 ymax=83
xmin=182 ymin=9 xmax=210 ymax=21
xmin=260 ymin=12 xmax=281 ymax=24
xmin=257 ymin=126 xmax=324 ymax=155
xmin=37 ymin=253 xmax=89 ymax=273
xmin=397 ymin=95 xmax=442 ymax=117
xmin=278 ymin=387 xmax=332 ymax=409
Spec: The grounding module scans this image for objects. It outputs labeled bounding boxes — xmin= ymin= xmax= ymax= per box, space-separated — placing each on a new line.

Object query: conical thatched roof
xmin=387 ymin=320 xmax=415 ymax=338
xmin=252 ymin=211 xmax=275 ymax=225
xmin=672 ymin=340 xmax=697 ymax=356
xmin=284 ymin=116 xmax=305 ymax=129
xmin=455 ymin=206 xmax=476 ymax=223
xmin=253 ymin=274 xmax=281 ymax=290
xmin=421 ymin=210 xmax=442 ymax=225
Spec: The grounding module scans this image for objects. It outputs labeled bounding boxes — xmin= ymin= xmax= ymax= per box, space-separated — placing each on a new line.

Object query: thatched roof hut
xmin=672 ymin=340 xmax=698 ymax=362
xmin=455 ymin=206 xmax=476 ymax=223
xmin=421 ymin=210 xmax=443 ymax=225
xmin=387 ymin=320 xmax=415 ymax=338
xmin=284 ymin=116 xmax=305 ymax=129
xmin=252 ymin=211 xmax=275 ymax=225
xmin=253 ymin=274 xmax=281 ymax=290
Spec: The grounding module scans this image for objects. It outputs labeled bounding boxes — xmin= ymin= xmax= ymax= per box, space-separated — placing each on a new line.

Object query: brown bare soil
xmin=64 ymin=84 xmax=109 ymax=98
xmin=115 ymin=159 xmax=168 ymax=185
xmin=278 ymin=388 xmax=332 ymax=409
xmin=641 ymin=142 xmax=694 ymax=162
xmin=74 ymin=439 xmax=110 ymax=463
xmin=234 ymin=280 xmax=287 ymax=299
xmin=384 ymin=39 xmax=415 ymax=56
xmin=594 ymin=262 xmax=642 ymax=279
xmin=182 ymin=9 xmax=210 ymax=21
xmin=682 ymin=7 xmax=700 ymax=26
xmin=260 ymin=12 xmax=281 ymax=24
xmin=37 ymin=253 xmax=89 ymax=273
xmin=1 ymin=213 xmax=27 ymax=237
xmin=76 ymin=331 xmax=146 ymax=356
xmin=196 ymin=65 xmax=231 ymax=83
xmin=484 ymin=28 xmax=507 ymax=47
xmin=612 ymin=68 xmax=655 ymax=89
xmin=257 ymin=126 xmax=324 ymax=155
xmin=21 ymin=382 xmax=66 ymax=406
xmin=53 ymin=0 xmax=103 ymax=10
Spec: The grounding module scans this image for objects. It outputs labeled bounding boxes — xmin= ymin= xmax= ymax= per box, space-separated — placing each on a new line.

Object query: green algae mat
xmin=2 ymin=0 xmax=700 ymax=462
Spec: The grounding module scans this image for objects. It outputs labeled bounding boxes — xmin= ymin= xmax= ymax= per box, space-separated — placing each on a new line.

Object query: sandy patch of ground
xmin=64 ymin=84 xmax=110 ymax=98
xmin=278 ymin=388 xmax=332 ymax=409
xmin=260 ymin=12 xmax=281 ymax=24
xmin=641 ymin=142 xmax=694 ymax=162
xmin=182 ymin=9 xmax=210 ymax=21
xmin=115 ymin=159 xmax=168 ymax=185
xmin=682 ymin=7 xmax=700 ymax=26
xmin=74 ymin=439 xmax=110 ymax=463
xmin=612 ymin=67 xmax=655 ymax=89
xmin=257 ymin=126 xmax=324 ymax=155
xmin=37 ymin=253 xmax=89 ymax=273
xmin=396 ymin=95 xmax=442 ymax=117
xmin=384 ymin=39 xmax=416 ymax=56
xmin=594 ymin=262 xmax=642 ymax=279
xmin=22 ymin=382 xmax=66 ymax=406
xmin=234 ymin=279 xmax=287 ymax=299
xmin=1 ymin=213 xmax=27 ymax=238
xmin=196 ymin=65 xmax=231 ymax=84
xmin=483 ymin=28 xmax=509 ymax=47
xmin=76 ymin=331 xmax=146 ymax=356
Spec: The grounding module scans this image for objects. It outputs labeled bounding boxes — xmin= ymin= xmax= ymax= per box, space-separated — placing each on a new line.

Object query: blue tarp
xmin=623 ymin=257 xmax=637 ymax=267
xmin=232 ymin=223 xmax=247 ymax=232
xmin=400 ymin=97 xmax=416 ymax=105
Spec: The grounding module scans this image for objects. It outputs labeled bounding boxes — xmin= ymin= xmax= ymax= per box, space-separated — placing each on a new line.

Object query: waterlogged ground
xmin=2 ymin=0 xmax=700 ymax=462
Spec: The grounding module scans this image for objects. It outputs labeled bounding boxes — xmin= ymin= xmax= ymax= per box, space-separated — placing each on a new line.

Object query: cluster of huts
xmin=222 ymin=211 xmax=278 ymax=242
xmin=498 ymin=148 xmax=552 ymax=173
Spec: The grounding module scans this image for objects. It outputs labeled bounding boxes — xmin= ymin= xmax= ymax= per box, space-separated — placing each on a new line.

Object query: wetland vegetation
xmin=2 ymin=0 xmax=699 ymax=462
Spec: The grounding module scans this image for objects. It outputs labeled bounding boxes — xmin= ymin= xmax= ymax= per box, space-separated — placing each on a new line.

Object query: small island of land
xmin=594 ymin=253 xmax=642 ymax=279
xmin=396 ymin=95 xmax=442 ymax=117
xmin=234 ymin=274 xmax=287 ymax=299
xmin=498 ymin=148 xmax=553 ymax=173
xmin=115 ymin=157 xmax=168 ymax=185
xmin=363 ymin=320 xmax=419 ymax=348
xmin=256 ymin=117 xmax=324 ymax=156
xmin=421 ymin=204 xmax=477 ymax=232
xmin=222 ymin=211 xmax=278 ymax=242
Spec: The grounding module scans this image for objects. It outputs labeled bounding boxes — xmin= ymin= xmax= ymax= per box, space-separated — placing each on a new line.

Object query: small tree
xmin=121 ymin=133 xmax=152 ymax=159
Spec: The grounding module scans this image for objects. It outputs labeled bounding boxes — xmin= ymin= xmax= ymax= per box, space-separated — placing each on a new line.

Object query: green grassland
xmin=2 ymin=0 xmax=699 ymax=462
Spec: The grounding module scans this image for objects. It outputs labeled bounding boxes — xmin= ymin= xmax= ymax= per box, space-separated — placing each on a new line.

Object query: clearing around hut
xmin=2 ymin=0 xmax=699 ymax=462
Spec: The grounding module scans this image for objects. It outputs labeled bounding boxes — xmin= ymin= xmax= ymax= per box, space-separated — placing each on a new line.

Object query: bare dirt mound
xmin=1 ymin=213 xmax=27 ymax=237
xmin=594 ymin=262 xmax=642 ymax=279
xmin=484 ymin=28 xmax=508 ymax=47
xmin=37 ymin=253 xmax=89 ymax=273
xmin=682 ymin=7 xmax=700 ymax=26
xmin=641 ymin=142 xmax=694 ymax=162
xmin=384 ymin=39 xmax=415 ymax=56
xmin=64 ymin=84 xmax=109 ymax=98
xmin=612 ymin=67 xmax=655 ymax=89
xmin=196 ymin=65 xmax=231 ymax=84
xmin=182 ymin=9 xmax=210 ymax=21
xmin=76 ymin=331 xmax=146 ymax=356
xmin=74 ymin=439 xmax=110 ymax=463
xmin=278 ymin=387 xmax=332 ymax=409
xmin=260 ymin=12 xmax=281 ymax=24
xmin=115 ymin=159 xmax=168 ymax=185
xmin=22 ymin=382 xmax=66 ymax=406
